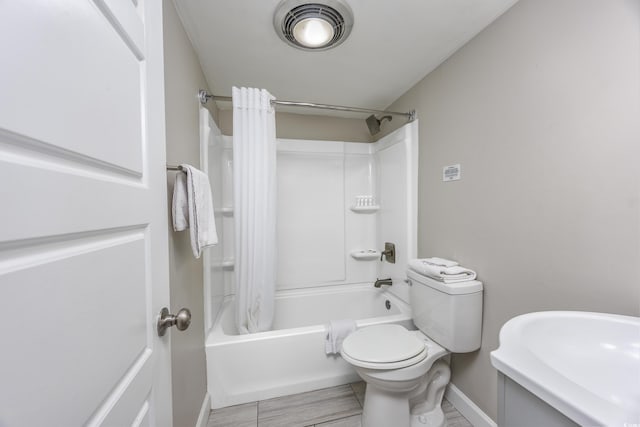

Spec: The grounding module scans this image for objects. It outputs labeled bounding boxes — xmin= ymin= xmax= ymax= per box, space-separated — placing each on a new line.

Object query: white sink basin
xmin=491 ymin=311 xmax=640 ymax=426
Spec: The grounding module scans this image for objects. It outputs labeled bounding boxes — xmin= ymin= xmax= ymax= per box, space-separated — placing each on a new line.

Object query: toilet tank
xmin=407 ymin=269 xmax=483 ymax=353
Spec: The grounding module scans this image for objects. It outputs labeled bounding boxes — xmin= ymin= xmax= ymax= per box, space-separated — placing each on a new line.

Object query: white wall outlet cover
xmin=443 ymin=164 xmax=461 ymax=181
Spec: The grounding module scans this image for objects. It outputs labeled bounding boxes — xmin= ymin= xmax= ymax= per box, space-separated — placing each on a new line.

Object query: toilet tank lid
xmin=407 ymin=269 xmax=483 ymax=295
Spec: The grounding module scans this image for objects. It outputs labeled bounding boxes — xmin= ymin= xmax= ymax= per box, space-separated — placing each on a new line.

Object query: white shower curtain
xmin=232 ymin=87 xmax=277 ymax=334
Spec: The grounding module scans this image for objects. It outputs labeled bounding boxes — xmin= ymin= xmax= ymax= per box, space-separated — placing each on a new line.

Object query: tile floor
xmin=207 ymin=382 xmax=473 ymax=427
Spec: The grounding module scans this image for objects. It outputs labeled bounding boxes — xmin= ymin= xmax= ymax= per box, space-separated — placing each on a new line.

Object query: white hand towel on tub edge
xmin=325 ymin=319 xmax=356 ymax=355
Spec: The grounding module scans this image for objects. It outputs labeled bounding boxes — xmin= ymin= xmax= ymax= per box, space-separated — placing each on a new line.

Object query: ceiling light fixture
xmin=274 ymin=0 xmax=354 ymax=51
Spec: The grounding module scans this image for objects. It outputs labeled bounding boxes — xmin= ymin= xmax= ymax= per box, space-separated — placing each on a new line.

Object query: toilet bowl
xmin=341 ymin=325 xmax=449 ymax=427
xmin=341 ymin=269 xmax=483 ymax=427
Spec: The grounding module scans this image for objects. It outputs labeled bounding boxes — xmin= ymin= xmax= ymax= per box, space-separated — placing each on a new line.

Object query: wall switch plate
xmin=443 ymin=164 xmax=461 ymax=181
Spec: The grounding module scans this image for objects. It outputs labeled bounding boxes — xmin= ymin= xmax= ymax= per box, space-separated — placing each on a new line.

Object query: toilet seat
xmin=341 ymin=324 xmax=427 ymax=370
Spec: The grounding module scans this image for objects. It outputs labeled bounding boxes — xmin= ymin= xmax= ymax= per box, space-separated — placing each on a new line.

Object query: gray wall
xmin=218 ymin=109 xmax=372 ymax=142
xmin=382 ymin=0 xmax=640 ymax=421
xmin=163 ymin=2 xmax=218 ymax=426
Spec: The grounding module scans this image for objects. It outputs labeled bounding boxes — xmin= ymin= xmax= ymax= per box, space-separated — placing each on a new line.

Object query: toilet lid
xmin=341 ymin=324 xmax=426 ymax=364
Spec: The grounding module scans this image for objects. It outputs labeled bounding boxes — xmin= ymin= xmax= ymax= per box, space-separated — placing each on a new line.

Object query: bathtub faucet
xmin=374 ymin=278 xmax=393 ymax=288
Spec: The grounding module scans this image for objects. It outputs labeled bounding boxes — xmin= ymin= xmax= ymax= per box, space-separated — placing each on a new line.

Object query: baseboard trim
xmin=445 ymin=383 xmax=497 ymax=427
xmin=195 ymin=392 xmax=211 ymax=427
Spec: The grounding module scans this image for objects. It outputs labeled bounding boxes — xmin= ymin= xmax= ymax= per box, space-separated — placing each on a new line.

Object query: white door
xmin=0 ymin=1 xmax=172 ymax=426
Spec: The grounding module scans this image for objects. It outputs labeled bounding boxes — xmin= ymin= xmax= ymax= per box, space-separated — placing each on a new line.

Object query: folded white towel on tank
xmin=409 ymin=259 xmax=477 ymax=283
xmin=421 ymin=257 xmax=459 ymax=267
xmin=325 ymin=319 xmax=356 ymax=355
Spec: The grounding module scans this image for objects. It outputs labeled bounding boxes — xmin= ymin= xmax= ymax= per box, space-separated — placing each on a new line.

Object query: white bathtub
xmin=206 ymin=283 xmax=414 ymax=409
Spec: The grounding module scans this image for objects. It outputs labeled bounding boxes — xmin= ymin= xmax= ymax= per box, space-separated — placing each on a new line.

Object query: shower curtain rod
xmin=198 ymin=90 xmax=416 ymax=121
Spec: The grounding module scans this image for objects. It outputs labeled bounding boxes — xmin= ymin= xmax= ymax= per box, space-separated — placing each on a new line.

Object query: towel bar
xmin=166 ymin=164 xmax=184 ymax=171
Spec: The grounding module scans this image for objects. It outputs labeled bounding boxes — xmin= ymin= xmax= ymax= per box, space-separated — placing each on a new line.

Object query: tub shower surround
xmin=206 ymin=122 xmax=418 ymax=408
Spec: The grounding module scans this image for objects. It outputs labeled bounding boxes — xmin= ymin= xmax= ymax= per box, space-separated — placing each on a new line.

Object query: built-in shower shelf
xmin=350 ymin=205 xmax=380 ymax=213
xmin=350 ymin=250 xmax=380 ymax=261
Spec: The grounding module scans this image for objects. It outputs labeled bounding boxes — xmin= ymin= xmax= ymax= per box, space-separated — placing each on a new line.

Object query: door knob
xmin=157 ymin=307 xmax=191 ymax=337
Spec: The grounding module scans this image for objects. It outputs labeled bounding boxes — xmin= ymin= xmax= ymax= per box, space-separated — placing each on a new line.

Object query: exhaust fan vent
xmin=274 ymin=0 xmax=354 ymax=51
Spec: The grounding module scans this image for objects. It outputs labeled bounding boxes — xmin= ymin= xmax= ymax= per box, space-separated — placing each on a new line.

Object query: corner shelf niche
xmin=350 ymin=250 xmax=380 ymax=261
xmin=350 ymin=195 xmax=379 ymax=213
xmin=350 ymin=205 xmax=380 ymax=213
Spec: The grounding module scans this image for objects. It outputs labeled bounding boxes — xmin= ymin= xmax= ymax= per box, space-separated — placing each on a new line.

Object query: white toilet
xmin=341 ymin=269 xmax=483 ymax=427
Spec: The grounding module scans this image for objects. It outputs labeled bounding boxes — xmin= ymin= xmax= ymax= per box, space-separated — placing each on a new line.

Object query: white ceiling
xmin=175 ymin=0 xmax=519 ymax=116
